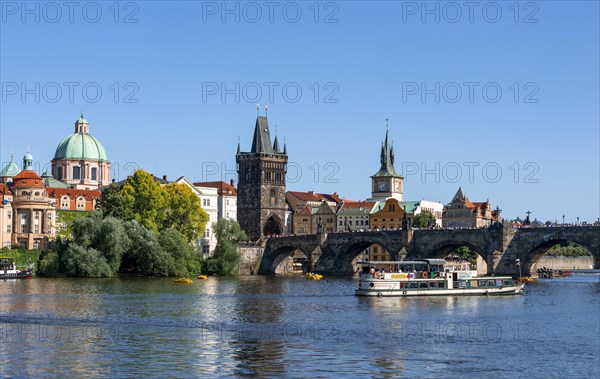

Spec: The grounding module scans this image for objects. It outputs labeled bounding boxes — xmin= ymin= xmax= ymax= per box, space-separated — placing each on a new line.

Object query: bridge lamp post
xmin=577 ymin=217 xmax=579 ymax=226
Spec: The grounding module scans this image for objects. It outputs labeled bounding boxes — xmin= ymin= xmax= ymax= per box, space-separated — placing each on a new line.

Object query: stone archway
xmin=263 ymin=215 xmax=282 ymax=237
xmin=525 ymin=239 xmax=597 ymax=276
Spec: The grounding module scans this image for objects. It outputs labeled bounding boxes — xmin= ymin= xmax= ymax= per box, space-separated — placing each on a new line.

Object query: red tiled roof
xmin=287 ymin=191 xmax=343 ymax=204
xmin=47 ymin=187 xmax=101 ymax=200
xmin=11 ymin=170 xmax=44 ymax=187
xmin=342 ymin=201 xmax=375 ymax=209
xmin=193 ymin=181 xmax=237 ymax=196
xmin=0 ymin=183 xmax=10 ymax=195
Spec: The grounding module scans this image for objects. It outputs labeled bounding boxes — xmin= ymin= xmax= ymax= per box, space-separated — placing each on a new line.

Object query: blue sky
xmin=1 ymin=0 xmax=599 ymax=223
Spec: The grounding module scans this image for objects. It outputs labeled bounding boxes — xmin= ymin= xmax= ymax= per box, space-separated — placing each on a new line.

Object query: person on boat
xmin=369 ymin=267 xmax=375 ymax=275
xmin=380 ymin=268 xmax=385 ymax=278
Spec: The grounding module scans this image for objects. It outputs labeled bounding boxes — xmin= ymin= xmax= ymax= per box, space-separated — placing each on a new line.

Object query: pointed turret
xmin=250 ymin=116 xmax=274 ymax=154
xmin=273 ymin=135 xmax=281 ymax=154
xmin=237 ymin=140 xmax=241 ymax=155
xmin=451 ymin=187 xmax=468 ymax=202
xmin=372 ymin=128 xmax=400 ymax=178
xmin=283 ymin=141 xmax=287 ymax=155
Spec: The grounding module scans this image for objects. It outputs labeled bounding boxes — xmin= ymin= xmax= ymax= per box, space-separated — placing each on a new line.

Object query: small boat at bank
xmin=197 ymin=274 xmax=208 ymax=280
xmin=306 ymin=273 xmax=323 ymax=280
xmin=0 ymin=257 xmax=33 ymax=279
xmin=355 ymin=259 xmax=524 ymax=297
xmin=174 ymin=277 xmax=193 ymax=284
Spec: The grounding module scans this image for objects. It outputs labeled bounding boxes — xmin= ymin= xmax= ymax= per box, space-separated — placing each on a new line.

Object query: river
xmin=1 ymin=275 xmax=599 ymax=378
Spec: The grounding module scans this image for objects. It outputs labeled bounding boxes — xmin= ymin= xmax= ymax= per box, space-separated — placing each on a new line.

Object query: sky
xmin=1 ymin=0 xmax=598 ymax=223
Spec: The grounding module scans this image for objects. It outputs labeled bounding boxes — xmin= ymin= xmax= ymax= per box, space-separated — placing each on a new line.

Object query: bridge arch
xmin=524 ymin=238 xmax=598 ymax=275
xmin=327 ymin=236 xmax=402 ymax=274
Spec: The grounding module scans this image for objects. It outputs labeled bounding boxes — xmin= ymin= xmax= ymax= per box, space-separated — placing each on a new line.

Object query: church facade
xmin=236 ymin=114 xmax=288 ymax=241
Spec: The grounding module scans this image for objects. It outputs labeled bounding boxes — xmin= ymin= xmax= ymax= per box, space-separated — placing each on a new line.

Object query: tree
xmin=99 ymin=182 xmax=134 ymax=221
xmin=203 ymin=219 xmax=247 ymax=276
xmin=121 ymin=170 xmax=167 ymax=232
xmin=159 ymin=228 xmax=200 ymax=276
xmin=62 ymin=244 xmax=112 ymax=277
xmin=163 ymin=183 xmax=208 ymax=243
xmin=122 ymin=220 xmax=173 ymax=276
xmin=413 ymin=211 xmax=436 ymax=228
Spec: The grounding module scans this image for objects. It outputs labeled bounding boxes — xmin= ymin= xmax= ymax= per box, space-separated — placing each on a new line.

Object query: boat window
xmin=495 ymin=280 xmax=503 ymax=287
xmin=409 ymin=282 xmax=419 ymax=289
xmin=487 ymin=280 xmax=495 ymax=287
xmin=419 ymin=282 xmax=428 ymax=289
xmin=503 ymin=280 xmax=512 ymax=286
xmin=437 ymin=282 xmax=445 ymax=288
xmin=479 ymin=280 xmax=487 ymax=287
xmin=429 ymin=282 xmax=437 ymax=288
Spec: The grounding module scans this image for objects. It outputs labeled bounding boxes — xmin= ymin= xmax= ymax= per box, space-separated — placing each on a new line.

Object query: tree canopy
xmin=413 ymin=211 xmax=436 ymax=228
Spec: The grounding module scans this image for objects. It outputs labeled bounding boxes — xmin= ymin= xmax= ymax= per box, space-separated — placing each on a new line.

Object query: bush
xmin=36 ymin=251 xmax=63 ymax=277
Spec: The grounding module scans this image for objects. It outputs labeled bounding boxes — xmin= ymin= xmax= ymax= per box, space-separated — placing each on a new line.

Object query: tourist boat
xmin=0 ymin=257 xmax=33 ymax=279
xmin=355 ymin=259 xmax=524 ymax=297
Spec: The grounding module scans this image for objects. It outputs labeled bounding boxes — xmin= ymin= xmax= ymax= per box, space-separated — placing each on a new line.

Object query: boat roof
xmin=357 ymin=259 xmax=448 ymax=265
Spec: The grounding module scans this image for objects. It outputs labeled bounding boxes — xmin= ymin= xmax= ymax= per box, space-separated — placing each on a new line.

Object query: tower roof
xmin=251 ymin=116 xmax=274 ymax=154
xmin=372 ymin=128 xmax=401 ymax=178
xmin=451 ymin=187 xmax=468 ymax=202
xmin=0 ymin=154 xmax=21 ymax=177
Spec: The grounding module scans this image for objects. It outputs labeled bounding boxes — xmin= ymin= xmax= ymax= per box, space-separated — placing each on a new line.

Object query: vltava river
xmin=1 ymin=275 xmax=599 ymax=378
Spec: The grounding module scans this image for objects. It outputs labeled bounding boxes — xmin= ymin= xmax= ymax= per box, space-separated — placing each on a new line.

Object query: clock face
xmin=378 ymin=182 xmax=386 ymax=191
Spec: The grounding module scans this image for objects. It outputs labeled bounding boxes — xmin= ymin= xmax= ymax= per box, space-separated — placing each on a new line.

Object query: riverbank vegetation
xmin=35 ymin=169 xmax=211 ymax=278
xmin=202 ymin=219 xmax=247 ymax=276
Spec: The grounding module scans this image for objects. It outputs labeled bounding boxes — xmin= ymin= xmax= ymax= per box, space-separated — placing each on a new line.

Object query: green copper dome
xmin=53 ymin=114 xmax=108 ymax=162
xmin=0 ymin=154 xmax=20 ymax=177
xmin=53 ymin=133 xmax=108 ymax=161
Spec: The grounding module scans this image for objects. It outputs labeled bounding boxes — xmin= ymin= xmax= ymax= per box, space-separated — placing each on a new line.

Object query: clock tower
xmin=368 ymin=128 xmax=403 ymax=201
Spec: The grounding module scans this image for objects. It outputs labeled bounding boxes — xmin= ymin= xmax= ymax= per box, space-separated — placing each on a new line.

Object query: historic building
xmin=336 ymin=201 xmax=376 ymax=232
xmin=291 ymin=201 xmax=337 ymax=235
xmin=369 ymin=198 xmax=410 ymax=261
xmin=8 ymin=153 xmax=57 ymax=250
xmin=194 ymin=180 xmax=238 ymax=221
xmin=442 ymin=187 xmax=497 ymax=228
xmin=368 ymin=129 xmax=403 ymax=202
xmin=0 ymin=184 xmax=14 ymax=248
xmin=236 ymin=114 xmax=288 ymax=241
xmin=52 ymin=113 xmax=110 ymax=189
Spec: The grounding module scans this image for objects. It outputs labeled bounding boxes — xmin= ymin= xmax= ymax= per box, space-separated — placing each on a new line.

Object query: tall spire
xmin=237 ymin=136 xmax=241 ymax=155
xmin=372 ymin=122 xmax=400 ymax=177
xmin=250 ymin=114 xmax=274 ymax=154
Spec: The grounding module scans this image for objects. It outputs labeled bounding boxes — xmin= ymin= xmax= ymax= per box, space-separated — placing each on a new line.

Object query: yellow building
xmin=369 ymin=198 xmax=407 ymax=261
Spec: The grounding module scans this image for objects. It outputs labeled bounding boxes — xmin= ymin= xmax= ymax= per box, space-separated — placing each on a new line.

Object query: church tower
xmin=369 ymin=128 xmax=403 ymax=201
xmin=236 ymin=112 xmax=288 ymax=241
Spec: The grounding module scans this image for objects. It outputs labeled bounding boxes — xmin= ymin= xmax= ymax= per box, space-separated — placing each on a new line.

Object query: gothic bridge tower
xmin=236 ymin=112 xmax=288 ymax=241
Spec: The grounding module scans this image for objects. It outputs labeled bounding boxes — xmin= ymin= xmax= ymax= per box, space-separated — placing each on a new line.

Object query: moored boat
xmin=0 ymin=257 xmax=33 ymax=279
xmin=174 ymin=277 xmax=193 ymax=284
xmin=355 ymin=259 xmax=524 ymax=297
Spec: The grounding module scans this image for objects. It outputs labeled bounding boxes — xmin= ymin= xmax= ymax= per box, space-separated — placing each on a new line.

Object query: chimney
xmin=162 ymin=175 xmax=167 ymax=181
xmin=230 ymin=179 xmax=235 ymax=187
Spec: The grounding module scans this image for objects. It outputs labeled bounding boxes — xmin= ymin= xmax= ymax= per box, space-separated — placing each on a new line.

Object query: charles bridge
xmin=257 ymin=225 xmax=600 ymax=276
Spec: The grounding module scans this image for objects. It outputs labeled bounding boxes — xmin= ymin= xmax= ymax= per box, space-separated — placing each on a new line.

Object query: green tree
xmin=36 ymin=251 xmax=62 ymax=277
xmin=451 ymin=246 xmax=479 ymax=267
xmin=122 ymin=220 xmax=173 ymax=276
xmin=99 ymin=182 xmax=134 ymax=221
xmin=62 ymin=244 xmax=112 ymax=277
xmin=204 ymin=219 xmax=247 ymax=276
xmin=121 ymin=170 xmax=167 ymax=232
xmin=163 ymin=183 xmax=209 ymax=243
xmin=413 ymin=211 xmax=436 ymax=228
xmin=159 ymin=228 xmax=200 ymax=276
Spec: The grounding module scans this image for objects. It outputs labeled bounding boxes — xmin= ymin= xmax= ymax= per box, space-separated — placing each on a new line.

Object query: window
xmin=226 ymin=212 xmax=229 ymax=218
xmin=35 ymin=212 xmax=39 ymax=220
xmin=7 ymin=211 xmax=11 ymax=219
xmin=61 ymin=196 xmax=69 ymax=208
xmin=202 ymin=199 xmax=211 ymax=207
xmin=57 ymin=166 xmax=62 ymax=180
xmin=62 ymin=223 xmax=67 ymax=231
xmin=20 ymin=212 xmax=26 ymax=233
xmin=33 ymin=240 xmax=39 ymax=249
xmin=91 ymin=167 xmax=97 ymax=180
xmin=226 ymin=199 xmax=229 ymax=206
xmin=73 ymin=166 xmax=81 ymax=180
xmin=48 ymin=213 xmax=52 ymax=221
xmin=205 ymin=229 xmax=210 ymax=237
xmin=7 ymin=225 xmax=11 ymax=233
xmin=34 ymin=224 xmax=39 ymax=234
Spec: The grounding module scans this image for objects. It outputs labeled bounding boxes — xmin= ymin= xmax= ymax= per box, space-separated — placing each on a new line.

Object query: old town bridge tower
xmin=236 ymin=114 xmax=288 ymax=241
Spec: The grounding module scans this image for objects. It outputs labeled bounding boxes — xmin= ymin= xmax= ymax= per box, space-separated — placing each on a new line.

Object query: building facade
xmin=0 ymin=184 xmax=14 ymax=248
xmin=236 ymin=114 xmax=288 ymax=240
xmin=336 ymin=201 xmax=376 ymax=232
xmin=52 ymin=114 xmax=110 ymax=189
xmin=442 ymin=187 xmax=497 ymax=228
xmin=369 ymin=198 xmax=409 ymax=261
xmin=193 ymin=180 xmax=237 ymax=221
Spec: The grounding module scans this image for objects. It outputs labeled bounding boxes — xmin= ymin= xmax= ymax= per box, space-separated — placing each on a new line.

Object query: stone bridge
xmin=257 ymin=225 xmax=600 ymax=276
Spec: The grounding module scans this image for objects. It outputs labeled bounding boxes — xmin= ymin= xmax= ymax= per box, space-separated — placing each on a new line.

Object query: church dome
xmin=53 ymin=114 xmax=108 ymax=162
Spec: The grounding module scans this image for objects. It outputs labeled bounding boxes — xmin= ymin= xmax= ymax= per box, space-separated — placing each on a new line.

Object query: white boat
xmin=0 ymin=257 xmax=33 ymax=279
xmin=355 ymin=259 xmax=524 ymax=297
